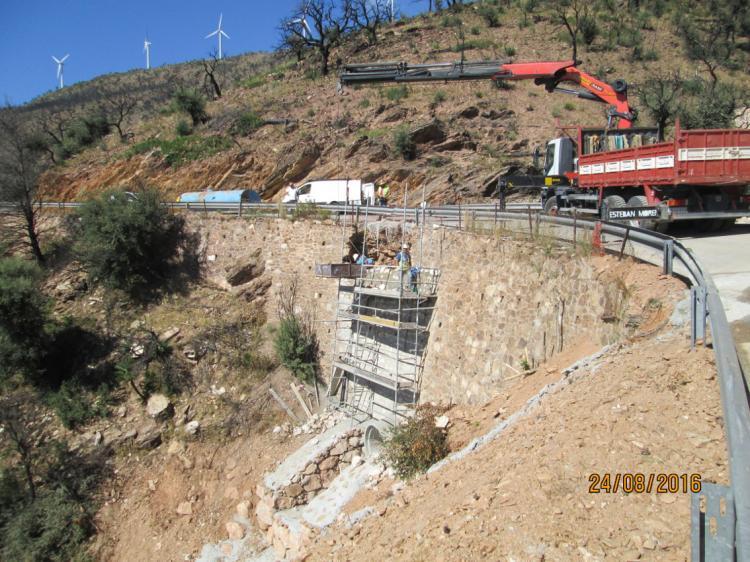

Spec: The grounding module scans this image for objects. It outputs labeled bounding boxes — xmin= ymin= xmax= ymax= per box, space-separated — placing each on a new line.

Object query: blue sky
xmin=0 ymin=0 xmax=426 ymax=105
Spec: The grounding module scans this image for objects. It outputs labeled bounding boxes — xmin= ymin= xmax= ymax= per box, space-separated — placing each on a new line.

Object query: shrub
xmin=240 ymin=75 xmax=265 ymax=89
xmin=451 ymin=39 xmax=493 ymax=52
xmin=470 ymin=26 xmax=481 ymax=35
xmin=564 ymin=102 xmax=576 ymax=111
xmin=175 ymin=120 xmax=192 ymax=136
xmin=385 ymin=85 xmax=409 ymax=101
xmin=678 ymin=80 xmax=740 ymax=129
xmin=383 ymin=406 xmax=449 ymax=479
xmin=45 ymin=379 xmax=111 ymax=429
xmin=274 ymin=316 xmax=317 ymax=382
xmin=440 ymin=15 xmax=462 ymax=27
xmin=75 ymin=188 xmax=187 ymax=297
xmin=232 ymin=110 xmax=264 ymax=136
xmin=433 ymin=90 xmax=447 ymax=104
xmin=0 ymin=257 xmax=49 ymax=386
xmin=504 ymin=45 xmax=516 ymax=57
xmin=478 ymin=4 xmax=501 ymax=27
xmin=393 ymin=128 xmax=416 ymax=160
xmin=1 ymin=488 xmax=93 ymax=562
xmin=124 ymin=135 xmax=233 ymax=167
xmin=358 ymin=98 xmax=371 ymax=108
xmin=579 ymin=14 xmax=599 ymax=45
xmin=171 ymin=88 xmax=208 ymax=126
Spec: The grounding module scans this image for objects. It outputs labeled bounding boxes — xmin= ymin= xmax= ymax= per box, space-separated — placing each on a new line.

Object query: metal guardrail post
xmin=692 ymin=482 xmax=735 ymax=562
xmin=690 ymin=286 xmax=708 ymax=348
xmin=663 ymin=239 xmax=674 ymax=275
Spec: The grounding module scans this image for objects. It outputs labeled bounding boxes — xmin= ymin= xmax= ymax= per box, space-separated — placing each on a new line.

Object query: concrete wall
xmin=192 ymin=216 xmax=625 ymax=407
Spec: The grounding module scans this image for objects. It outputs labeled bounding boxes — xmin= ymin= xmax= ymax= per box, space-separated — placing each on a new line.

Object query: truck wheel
xmin=601 ymin=195 xmax=626 ymax=220
xmin=627 ymin=195 xmax=659 ymax=231
xmin=543 ymin=197 xmax=559 ymax=215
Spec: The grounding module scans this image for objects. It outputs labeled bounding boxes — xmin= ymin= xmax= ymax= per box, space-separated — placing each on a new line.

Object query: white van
xmin=282 ymin=179 xmax=376 ymax=205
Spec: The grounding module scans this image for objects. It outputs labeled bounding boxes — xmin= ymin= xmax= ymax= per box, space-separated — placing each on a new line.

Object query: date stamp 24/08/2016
xmin=588 ymin=473 xmax=702 ymax=494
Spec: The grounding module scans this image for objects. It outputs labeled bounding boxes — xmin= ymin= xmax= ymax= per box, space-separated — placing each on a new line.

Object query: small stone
xmin=159 ymin=327 xmax=180 ymax=342
xmin=304 ymin=463 xmax=318 ymax=475
xmin=320 ymin=456 xmax=339 ymax=471
xmin=167 ymin=440 xmax=184 ymax=456
xmin=273 ymin=425 xmax=282 ymax=434
xmin=226 ymin=521 xmax=245 ymax=540
xmin=117 ymin=406 xmax=127 ymax=418
xmin=287 ymin=483 xmax=304 ymax=497
xmin=329 ymin=440 xmax=348 ymax=456
xmin=350 ymin=455 xmax=362 ymax=468
xmin=184 ymin=420 xmax=200 ymax=436
xmin=220 ymin=543 xmax=233 ymax=556
xmin=93 ymin=431 xmax=103 ymax=446
xmin=148 ymin=479 xmax=157 ymax=491
xmin=146 ymin=394 xmax=173 ymax=419
xmin=303 ymin=475 xmax=322 ymax=492
xmin=176 ymin=501 xmax=192 ymax=516
xmin=435 ymin=415 xmax=450 ymax=429
xmin=348 ymin=436 xmax=360 ymax=447
xmin=236 ymin=501 xmax=250 ymax=519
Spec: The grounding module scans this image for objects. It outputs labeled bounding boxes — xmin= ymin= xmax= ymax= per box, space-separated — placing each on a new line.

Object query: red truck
xmin=339 ymin=59 xmax=750 ymax=230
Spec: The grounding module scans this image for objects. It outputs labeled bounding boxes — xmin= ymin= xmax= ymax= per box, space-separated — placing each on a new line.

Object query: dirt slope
xmin=308 ymin=333 xmax=726 ymax=561
xmin=32 ymin=5 xmax=750 ymax=205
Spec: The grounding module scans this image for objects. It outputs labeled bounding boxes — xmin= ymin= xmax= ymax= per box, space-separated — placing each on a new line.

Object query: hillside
xmin=22 ymin=1 xmax=750 ymax=205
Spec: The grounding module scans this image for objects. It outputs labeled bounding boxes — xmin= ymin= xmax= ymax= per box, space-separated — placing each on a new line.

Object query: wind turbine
xmin=205 ymin=13 xmax=230 ymax=59
xmin=144 ymin=36 xmax=152 ymax=69
xmin=52 ymin=54 xmax=69 ymax=89
xmin=291 ymin=1 xmax=312 ymax=39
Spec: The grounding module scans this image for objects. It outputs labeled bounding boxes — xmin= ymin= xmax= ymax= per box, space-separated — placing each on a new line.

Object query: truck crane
xmin=339 ymin=59 xmax=750 ymax=231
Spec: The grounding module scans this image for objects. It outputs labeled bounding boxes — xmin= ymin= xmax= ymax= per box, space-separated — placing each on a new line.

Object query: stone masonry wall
xmin=418 ymin=228 xmax=625 ymax=404
xmin=190 ymin=215 xmax=626 ymax=406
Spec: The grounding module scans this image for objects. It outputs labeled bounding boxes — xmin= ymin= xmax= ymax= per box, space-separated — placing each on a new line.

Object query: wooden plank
xmin=290 ymin=383 xmax=314 ymax=419
xmin=268 ymin=388 xmax=300 ymax=422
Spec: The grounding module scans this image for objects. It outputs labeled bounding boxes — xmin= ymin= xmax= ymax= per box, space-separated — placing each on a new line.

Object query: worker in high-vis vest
xmin=378 ymin=183 xmax=390 ymax=206
xmin=395 ymin=242 xmax=411 ymax=291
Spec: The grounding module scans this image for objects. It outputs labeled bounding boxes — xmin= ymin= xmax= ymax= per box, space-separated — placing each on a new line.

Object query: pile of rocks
xmin=273 ymin=409 xmax=348 ymax=437
xmin=270 ymin=429 xmax=364 ymax=511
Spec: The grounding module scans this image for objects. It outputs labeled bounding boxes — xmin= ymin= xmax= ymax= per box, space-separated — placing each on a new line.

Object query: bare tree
xmin=0 ymin=109 xmax=47 ymax=264
xmin=202 ymin=51 xmax=224 ymax=99
xmin=97 ymin=82 xmax=140 ymax=141
xmin=555 ymin=0 xmax=596 ymax=62
xmin=638 ymin=72 xmax=683 ymax=139
xmin=350 ymin=0 xmax=390 ymax=45
xmin=280 ymin=0 xmax=354 ymax=76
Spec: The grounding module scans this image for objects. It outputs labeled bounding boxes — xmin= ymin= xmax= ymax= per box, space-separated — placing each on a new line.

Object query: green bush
xmin=470 ymin=26 xmax=481 ymax=35
xmin=393 ymin=128 xmax=416 ymax=160
xmin=383 ymin=406 xmax=449 ymax=479
xmin=440 ymin=15 xmax=462 ymax=28
xmin=240 ymin=75 xmax=266 ymax=89
xmin=678 ymin=80 xmax=740 ymax=129
xmin=171 ymin=88 xmax=208 ymax=126
xmin=579 ymin=14 xmax=599 ymax=45
xmin=1 ymin=489 xmax=93 ymax=562
xmin=0 ymin=257 xmax=49 ymax=386
xmin=478 ymin=4 xmax=501 ymax=27
xmin=504 ymin=45 xmax=516 ymax=57
xmin=433 ymin=90 xmax=447 ymax=104
xmin=274 ymin=316 xmax=317 ymax=382
xmin=564 ymin=102 xmax=576 ymax=111
xmin=232 ymin=110 xmax=264 ymax=136
xmin=75 ymin=188 xmax=187 ymax=297
xmin=45 ymin=379 xmax=111 ymax=429
xmin=175 ymin=120 xmax=192 ymax=136
xmin=451 ymin=39 xmax=493 ymax=52
xmin=385 ymin=85 xmax=409 ymax=101
xmin=124 ymin=135 xmax=233 ymax=167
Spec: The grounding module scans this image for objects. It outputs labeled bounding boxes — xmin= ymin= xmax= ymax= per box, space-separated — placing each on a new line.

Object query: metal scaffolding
xmin=322 ymin=186 xmax=440 ymax=426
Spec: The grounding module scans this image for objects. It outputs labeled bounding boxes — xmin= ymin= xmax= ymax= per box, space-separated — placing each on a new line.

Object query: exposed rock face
xmin=225 ymin=248 xmax=265 ymax=286
xmin=434 ymin=133 xmax=477 ymax=152
xmin=225 ymin=521 xmax=245 ymax=540
xmin=135 ymin=423 xmax=162 ymax=449
xmin=234 ymin=275 xmax=271 ymax=302
xmin=379 ymin=107 xmax=409 ymax=123
xmin=409 ymin=120 xmax=447 ymax=145
xmin=146 ymin=394 xmax=173 ymax=420
xmin=457 ymin=106 xmax=479 ymax=119
xmin=263 ymin=143 xmax=321 ymax=198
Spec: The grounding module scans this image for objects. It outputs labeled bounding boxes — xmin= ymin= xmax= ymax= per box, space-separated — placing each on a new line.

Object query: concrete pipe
xmin=363 ymin=420 xmax=391 ymax=459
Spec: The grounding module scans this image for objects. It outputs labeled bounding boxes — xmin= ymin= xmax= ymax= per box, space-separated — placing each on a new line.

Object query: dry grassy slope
xmin=36 ymin=6 xmax=750 ymax=204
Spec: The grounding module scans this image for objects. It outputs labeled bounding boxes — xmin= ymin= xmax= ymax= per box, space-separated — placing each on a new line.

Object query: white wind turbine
xmin=144 ymin=36 xmax=152 ymax=69
xmin=52 ymin=54 xmax=69 ymax=89
xmin=291 ymin=1 xmax=312 ymax=38
xmin=205 ymin=13 xmax=230 ymax=59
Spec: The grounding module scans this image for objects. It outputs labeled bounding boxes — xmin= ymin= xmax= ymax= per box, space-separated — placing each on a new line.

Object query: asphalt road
xmin=676 ymin=219 xmax=750 ymax=371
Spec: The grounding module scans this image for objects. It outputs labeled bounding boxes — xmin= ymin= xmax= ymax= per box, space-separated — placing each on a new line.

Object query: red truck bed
xmin=577 ymin=126 xmax=750 ymax=189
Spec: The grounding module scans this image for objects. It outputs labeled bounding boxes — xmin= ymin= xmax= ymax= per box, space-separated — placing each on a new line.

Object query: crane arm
xmin=339 ymin=59 xmax=636 ymax=128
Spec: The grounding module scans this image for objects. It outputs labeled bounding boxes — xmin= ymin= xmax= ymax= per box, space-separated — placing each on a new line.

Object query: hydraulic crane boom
xmin=339 ymin=59 xmax=636 ymax=129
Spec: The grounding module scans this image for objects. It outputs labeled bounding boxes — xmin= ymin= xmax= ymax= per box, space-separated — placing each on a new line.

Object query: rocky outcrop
xmin=225 ymin=248 xmax=265 ymax=286
xmin=263 ymin=143 xmax=321 ymax=198
xmin=409 ymin=120 xmax=447 ymax=145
